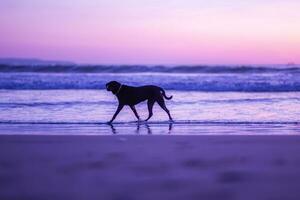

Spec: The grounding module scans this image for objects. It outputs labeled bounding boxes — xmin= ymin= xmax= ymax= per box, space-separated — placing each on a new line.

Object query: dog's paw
xmin=169 ymin=119 xmax=174 ymax=123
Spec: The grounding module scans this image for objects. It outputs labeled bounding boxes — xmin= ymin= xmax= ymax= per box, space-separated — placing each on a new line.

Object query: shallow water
xmin=0 ymin=89 xmax=299 ymax=135
xmin=1 ymin=123 xmax=299 ymax=135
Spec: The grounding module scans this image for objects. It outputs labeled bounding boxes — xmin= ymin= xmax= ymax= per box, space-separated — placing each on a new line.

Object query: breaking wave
xmin=0 ymin=64 xmax=300 ymax=91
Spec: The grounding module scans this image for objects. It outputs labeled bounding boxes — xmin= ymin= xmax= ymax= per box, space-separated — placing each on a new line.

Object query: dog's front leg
xmin=108 ymin=104 xmax=124 ymax=124
xmin=130 ymin=106 xmax=140 ymax=121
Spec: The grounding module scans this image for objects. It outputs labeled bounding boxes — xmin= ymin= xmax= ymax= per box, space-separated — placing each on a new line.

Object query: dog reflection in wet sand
xmin=106 ymin=81 xmax=173 ymax=124
xmin=109 ymin=123 xmax=173 ymax=135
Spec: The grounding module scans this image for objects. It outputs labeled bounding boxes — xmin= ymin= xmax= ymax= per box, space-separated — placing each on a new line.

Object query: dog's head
xmin=106 ymin=81 xmax=121 ymax=94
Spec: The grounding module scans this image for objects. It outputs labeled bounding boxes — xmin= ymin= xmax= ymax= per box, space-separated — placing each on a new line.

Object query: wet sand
xmin=1 ymin=135 xmax=300 ymax=200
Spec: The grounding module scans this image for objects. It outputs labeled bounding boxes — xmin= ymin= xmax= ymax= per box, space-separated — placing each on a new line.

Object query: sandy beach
xmin=1 ymin=134 xmax=300 ymax=200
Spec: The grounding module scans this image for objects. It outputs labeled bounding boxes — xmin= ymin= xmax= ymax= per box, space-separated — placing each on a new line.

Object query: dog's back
xmin=118 ymin=85 xmax=161 ymax=105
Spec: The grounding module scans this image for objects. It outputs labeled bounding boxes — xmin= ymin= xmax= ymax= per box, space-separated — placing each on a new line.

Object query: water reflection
xmin=109 ymin=124 xmax=117 ymax=134
xmin=108 ymin=122 xmax=173 ymax=135
xmin=135 ymin=123 xmax=152 ymax=135
xmin=168 ymin=123 xmax=173 ymax=134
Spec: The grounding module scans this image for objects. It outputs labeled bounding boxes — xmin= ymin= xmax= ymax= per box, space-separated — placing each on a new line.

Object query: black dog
xmin=106 ymin=81 xmax=173 ymax=123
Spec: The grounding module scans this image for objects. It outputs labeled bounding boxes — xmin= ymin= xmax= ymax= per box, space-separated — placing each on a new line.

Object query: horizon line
xmin=0 ymin=57 xmax=298 ymax=67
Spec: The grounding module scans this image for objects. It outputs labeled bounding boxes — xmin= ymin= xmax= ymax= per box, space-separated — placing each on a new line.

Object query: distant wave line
xmin=1 ymin=71 xmax=300 ymax=91
xmin=1 ymin=64 xmax=300 ymax=74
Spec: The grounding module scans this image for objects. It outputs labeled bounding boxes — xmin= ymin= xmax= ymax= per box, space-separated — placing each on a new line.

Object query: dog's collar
xmin=115 ymin=84 xmax=123 ymax=95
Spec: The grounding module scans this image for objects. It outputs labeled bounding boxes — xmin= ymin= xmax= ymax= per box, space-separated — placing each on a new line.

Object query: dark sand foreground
xmin=1 ymin=135 xmax=300 ymax=200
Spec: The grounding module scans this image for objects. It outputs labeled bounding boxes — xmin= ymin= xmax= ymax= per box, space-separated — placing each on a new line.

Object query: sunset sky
xmin=0 ymin=0 xmax=300 ymax=65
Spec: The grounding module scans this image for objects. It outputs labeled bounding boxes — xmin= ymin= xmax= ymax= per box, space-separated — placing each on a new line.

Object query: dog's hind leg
xmin=157 ymin=97 xmax=173 ymax=121
xmin=130 ymin=105 xmax=140 ymax=121
xmin=145 ymin=100 xmax=155 ymax=121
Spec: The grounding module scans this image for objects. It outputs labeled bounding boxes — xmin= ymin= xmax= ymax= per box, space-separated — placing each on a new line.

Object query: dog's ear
xmin=106 ymin=83 xmax=110 ymax=91
xmin=106 ymin=81 xmax=121 ymax=93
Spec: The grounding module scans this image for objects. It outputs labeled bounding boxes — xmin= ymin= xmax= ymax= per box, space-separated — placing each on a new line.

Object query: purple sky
xmin=0 ymin=0 xmax=300 ymax=64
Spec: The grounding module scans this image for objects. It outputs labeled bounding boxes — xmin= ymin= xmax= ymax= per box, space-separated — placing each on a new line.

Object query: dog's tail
xmin=160 ymin=88 xmax=173 ymax=100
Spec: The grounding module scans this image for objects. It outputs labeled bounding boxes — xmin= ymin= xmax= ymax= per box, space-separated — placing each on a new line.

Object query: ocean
xmin=0 ymin=65 xmax=299 ymax=135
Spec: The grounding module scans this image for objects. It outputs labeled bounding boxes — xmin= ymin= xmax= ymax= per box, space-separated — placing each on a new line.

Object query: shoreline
xmin=0 ymin=123 xmax=299 ymax=135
